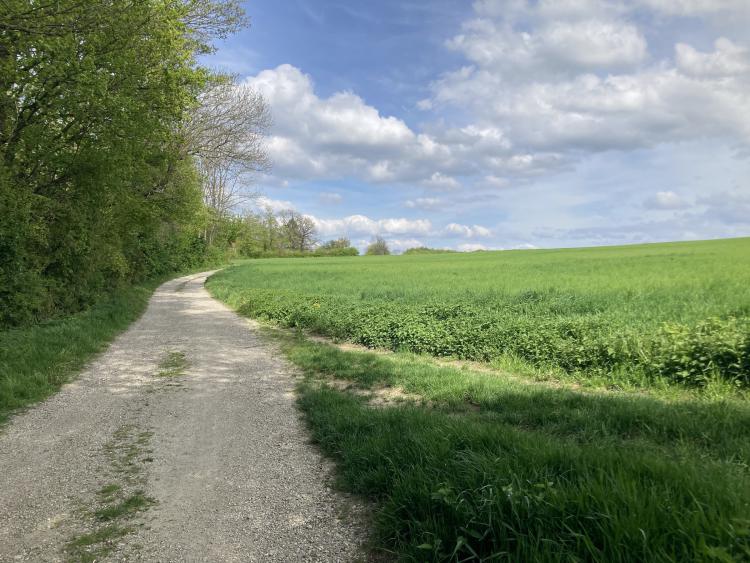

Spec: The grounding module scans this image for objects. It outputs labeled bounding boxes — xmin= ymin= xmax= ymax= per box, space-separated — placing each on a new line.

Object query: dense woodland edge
xmin=0 ymin=1 xmax=363 ymax=329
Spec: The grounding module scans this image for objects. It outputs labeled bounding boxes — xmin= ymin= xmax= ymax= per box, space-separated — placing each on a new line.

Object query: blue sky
xmin=205 ymin=0 xmax=750 ymax=252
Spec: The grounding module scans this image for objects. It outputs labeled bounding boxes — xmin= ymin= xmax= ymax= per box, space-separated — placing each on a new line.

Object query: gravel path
xmin=0 ymin=272 xmax=368 ymax=562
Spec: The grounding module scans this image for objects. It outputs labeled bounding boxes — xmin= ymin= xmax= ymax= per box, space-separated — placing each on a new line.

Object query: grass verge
xmin=0 ymin=280 xmax=162 ymax=425
xmin=275 ymin=331 xmax=750 ymax=562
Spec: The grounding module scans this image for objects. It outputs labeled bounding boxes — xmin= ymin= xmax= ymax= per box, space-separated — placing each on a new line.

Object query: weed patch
xmin=64 ymin=425 xmax=156 ymax=561
xmin=156 ymin=351 xmax=189 ymax=378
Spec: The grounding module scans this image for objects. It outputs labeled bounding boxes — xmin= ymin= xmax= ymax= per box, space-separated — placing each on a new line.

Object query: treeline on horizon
xmin=214 ymin=209 xmax=359 ymax=259
xmin=0 ymin=0 xmax=335 ymax=329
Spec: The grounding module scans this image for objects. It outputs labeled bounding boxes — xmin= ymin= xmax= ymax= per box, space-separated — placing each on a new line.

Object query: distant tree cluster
xmin=366 ymin=237 xmax=391 ymax=256
xmin=211 ymin=209 xmax=358 ymax=258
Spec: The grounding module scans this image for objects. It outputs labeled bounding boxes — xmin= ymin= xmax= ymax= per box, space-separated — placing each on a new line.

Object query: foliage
xmin=207 ymin=238 xmax=750 ymax=387
xmin=313 ymin=246 xmax=359 ymax=257
xmin=0 ymin=0 xmax=246 ymax=327
xmin=279 ymin=210 xmax=317 ymax=251
xmin=366 ymin=236 xmax=391 ymax=255
xmin=320 ymin=237 xmax=353 ymax=250
xmin=220 ymin=211 xmax=358 ymax=258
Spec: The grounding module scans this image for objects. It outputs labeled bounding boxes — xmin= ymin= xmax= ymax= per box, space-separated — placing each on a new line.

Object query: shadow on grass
xmin=287 ymin=338 xmax=750 ymax=562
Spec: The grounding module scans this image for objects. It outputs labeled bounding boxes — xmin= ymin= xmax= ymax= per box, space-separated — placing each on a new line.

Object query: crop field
xmin=209 ymin=237 xmax=750 ymax=561
xmin=209 ymin=237 xmax=750 ymax=388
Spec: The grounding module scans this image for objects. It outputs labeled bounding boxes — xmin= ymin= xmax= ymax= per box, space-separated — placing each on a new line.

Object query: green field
xmin=208 ymin=238 xmax=750 ymax=561
xmin=208 ymin=237 xmax=750 ymax=388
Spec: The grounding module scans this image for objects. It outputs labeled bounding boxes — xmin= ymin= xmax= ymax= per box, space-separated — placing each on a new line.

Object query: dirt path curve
xmin=0 ymin=272 xmax=367 ymax=562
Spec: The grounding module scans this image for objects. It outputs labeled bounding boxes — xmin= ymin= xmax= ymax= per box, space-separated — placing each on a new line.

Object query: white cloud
xmin=245 ymin=65 xmax=461 ymax=184
xmin=637 ymin=0 xmax=750 ymax=18
xmin=255 ymin=196 xmax=295 ymax=213
xmin=675 ymin=38 xmax=749 ymax=77
xmin=456 ymin=243 xmax=490 ymax=252
xmin=244 ymin=64 xmax=572 ymax=189
xmin=423 ymin=172 xmax=461 ymax=190
xmin=443 ymin=223 xmax=493 ymax=238
xmin=645 ymin=191 xmax=690 ymax=209
xmin=386 ymin=238 xmax=425 ymax=253
xmin=431 ymin=4 xmax=750 ymax=154
xmin=309 ymin=214 xmax=432 ymax=237
xmin=448 ymin=17 xmax=646 ymax=74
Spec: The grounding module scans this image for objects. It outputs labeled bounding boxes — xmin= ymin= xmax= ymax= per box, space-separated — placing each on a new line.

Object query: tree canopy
xmin=0 ymin=1 xmax=249 ymax=326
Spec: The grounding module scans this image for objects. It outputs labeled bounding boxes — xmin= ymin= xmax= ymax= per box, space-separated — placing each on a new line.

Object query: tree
xmin=320 ymin=238 xmax=352 ymax=250
xmin=366 ymin=236 xmax=391 ymax=256
xmin=279 ymin=210 xmax=317 ymax=252
xmin=185 ymin=80 xmax=271 ymax=244
xmin=0 ymin=0 xmax=250 ymax=327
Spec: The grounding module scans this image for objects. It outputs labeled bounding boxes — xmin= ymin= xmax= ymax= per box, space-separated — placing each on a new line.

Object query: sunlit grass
xmin=279 ymin=333 xmax=750 ymax=561
xmin=208 ymin=237 xmax=750 ymax=388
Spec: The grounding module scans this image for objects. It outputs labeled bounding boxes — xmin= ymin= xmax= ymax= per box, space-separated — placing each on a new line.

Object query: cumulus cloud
xmin=675 ymin=38 xmax=749 ymax=77
xmin=385 ymin=238 xmax=425 ymax=253
xmin=423 ymin=172 xmax=461 ymax=190
xmin=244 ymin=65 xmax=464 ymax=185
xmin=429 ymin=1 xmax=750 ymax=155
xmin=447 ymin=16 xmax=646 ymax=74
xmin=443 ymin=223 xmax=493 ymax=238
xmin=636 ymin=0 xmax=750 ymax=18
xmin=244 ymin=64 xmax=576 ymax=189
xmin=255 ymin=196 xmax=295 ymax=213
xmin=309 ymin=214 xmax=432 ymax=237
xmin=456 ymin=243 xmax=490 ymax=252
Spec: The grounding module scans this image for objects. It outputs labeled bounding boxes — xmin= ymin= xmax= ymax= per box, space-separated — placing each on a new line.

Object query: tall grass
xmin=207 ymin=238 xmax=750 ymax=387
xmin=283 ymin=336 xmax=750 ymax=562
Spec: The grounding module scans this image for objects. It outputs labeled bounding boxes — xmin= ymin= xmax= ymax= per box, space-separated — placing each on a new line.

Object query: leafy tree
xmin=279 ymin=210 xmax=317 ymax=252
xmin=366 ymin=236 xmax=391 ymax=256
xmin=0 ymin=0 xmax=249 ymax=327
xmin=321 ymin=238 xmax=352 ymax=250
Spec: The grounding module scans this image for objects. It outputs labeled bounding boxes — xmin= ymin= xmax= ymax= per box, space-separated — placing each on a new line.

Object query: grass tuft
xmin=65 ymin=524 xmax=131 ymax=562
xmin=94 ymin=492 xmax=155 ymax=522
xmin=156 ymin=351 xmax=189 ymax=377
